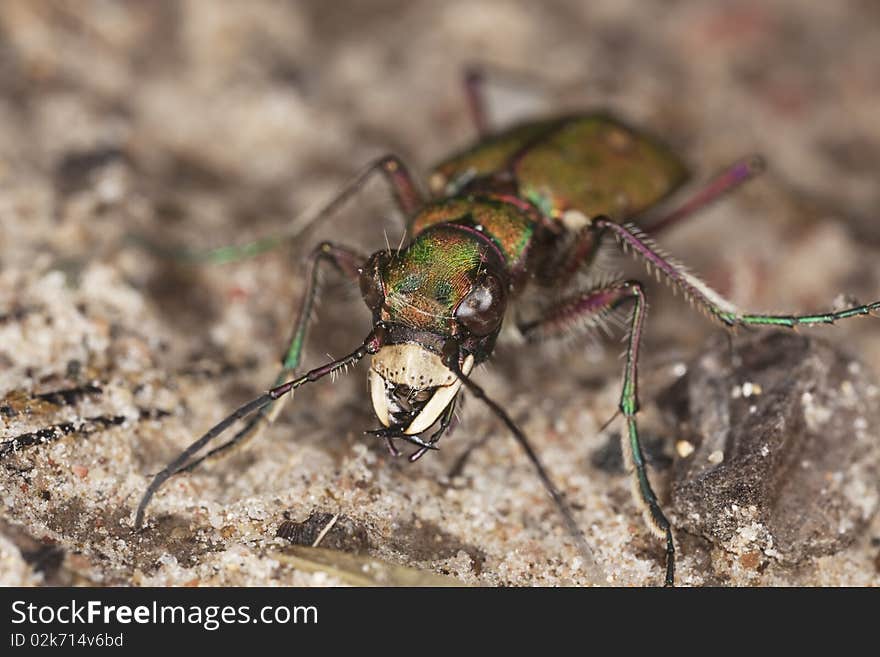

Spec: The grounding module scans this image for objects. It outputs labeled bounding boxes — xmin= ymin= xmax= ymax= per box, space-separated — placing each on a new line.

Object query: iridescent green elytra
xmin=431 ymin=114 xmax=689 ymax=220
xmin=135 ymin=73 xmax=879 ymax=588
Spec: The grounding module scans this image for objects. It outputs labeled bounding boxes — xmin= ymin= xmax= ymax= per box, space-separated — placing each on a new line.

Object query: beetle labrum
xmin=134 ymin=71 xmax=880 ymax=586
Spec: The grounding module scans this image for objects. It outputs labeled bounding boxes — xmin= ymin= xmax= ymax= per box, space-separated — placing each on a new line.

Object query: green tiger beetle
xmin=134 ymin=70 xmax=880 ymax=586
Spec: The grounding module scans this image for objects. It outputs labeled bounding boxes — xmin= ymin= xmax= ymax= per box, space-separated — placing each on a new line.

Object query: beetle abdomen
xmin=431 ymin=114 xmax=689 ymax=225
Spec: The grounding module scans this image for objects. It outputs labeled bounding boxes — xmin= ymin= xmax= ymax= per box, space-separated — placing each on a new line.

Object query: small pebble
xmin=742 ymin=382 xmax=762 ymax=398
xmin=675 ymin=440 xmax=695 ymax=458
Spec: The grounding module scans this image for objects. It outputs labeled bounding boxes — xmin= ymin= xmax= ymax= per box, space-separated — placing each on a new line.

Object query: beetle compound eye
xmin=359 ymin=252 xmax=387 ymax=311
xmin=455 ymin=274 xmax=506 ymax=336
xmin=359 ymin=269 xmax=383 ymax=310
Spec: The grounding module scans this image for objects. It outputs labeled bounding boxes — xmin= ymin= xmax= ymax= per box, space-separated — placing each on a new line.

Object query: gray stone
xmin=661 ymin=331 xmax=880 ymax=563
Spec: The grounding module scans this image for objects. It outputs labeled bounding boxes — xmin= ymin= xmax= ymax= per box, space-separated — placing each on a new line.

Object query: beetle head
xmin=358 ymin=227 xmax=507 ymax=435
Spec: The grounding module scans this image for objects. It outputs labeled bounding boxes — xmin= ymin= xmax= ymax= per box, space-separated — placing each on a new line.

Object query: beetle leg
xmin=517 ymin=278 xmax=628 ymax=342
xmin=130 ymin=154 xmax=422 ymax=264
xmin=463 ymin=67 xmax=489 ymax=137
xmin=597 ymin=217 xmax=880 ymax=330
xmin=517 ymin=279 xmax=676 ymax=585
xmin=375 ymin=154 xmax=424 ymax=219
xmin=461 ymin=63 xmax=557 ymax=138
xmin=643 ymin=155 xmax=764 ymax=235
xmin=613 ymin=281 xmax=676 ymax=586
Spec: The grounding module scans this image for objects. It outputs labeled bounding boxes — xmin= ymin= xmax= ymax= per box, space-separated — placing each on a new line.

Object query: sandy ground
xmin=1 ymin=0 xmax=879 ymax=587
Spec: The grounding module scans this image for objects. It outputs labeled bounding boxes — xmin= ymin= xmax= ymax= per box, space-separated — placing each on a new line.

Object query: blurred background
xmin=0 ymin=1 xmax=877 ymax=586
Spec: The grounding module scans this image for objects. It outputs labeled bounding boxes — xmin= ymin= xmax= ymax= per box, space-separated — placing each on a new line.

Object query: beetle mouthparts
xmin=368 ymin=344 xmax=474 ymax=436
xmin=387 ymin=383 xmax=436 ymax=426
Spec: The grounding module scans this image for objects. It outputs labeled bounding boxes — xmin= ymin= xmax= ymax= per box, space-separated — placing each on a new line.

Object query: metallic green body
xmin=430 ymin=114 xmax=689 ymax=222
xmin=388 ymin=114 xmax=688 ymax=338
xmin=410 ymin=197 xmax=534 ymax=267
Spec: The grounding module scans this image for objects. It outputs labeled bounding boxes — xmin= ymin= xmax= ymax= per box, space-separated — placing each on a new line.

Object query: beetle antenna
xmin=134 ymin=392 xmax=275 ymax=529
xmin=134 ymin=331 xmax=384 ymax=530
xmin=444 ymin=348 xmax=605 ymax=584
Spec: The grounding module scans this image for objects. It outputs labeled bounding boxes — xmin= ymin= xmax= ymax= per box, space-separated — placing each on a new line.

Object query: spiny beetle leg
xmin=518 ymin=278 xmax=629 ymax=342
xmin=597 ymin=217 xmax=880 ymax=331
